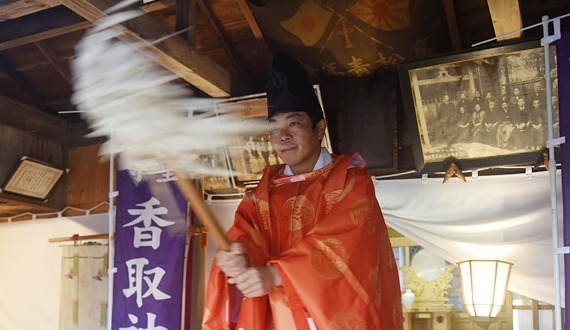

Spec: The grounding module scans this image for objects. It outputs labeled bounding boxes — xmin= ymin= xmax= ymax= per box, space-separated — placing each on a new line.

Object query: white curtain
xmin=377 ymin=170 xmax=563 ymax=307
xmin=206 ymin=170 xmax=564 ymax=307
xmin=59 ymin=245 xmax=108 ymax=330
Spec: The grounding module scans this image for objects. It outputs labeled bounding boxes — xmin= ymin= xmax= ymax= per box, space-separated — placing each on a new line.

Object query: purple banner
xmin=556 ymin=30 xmax=569 ymax=326
xmin=112 ymin=169 xmax=188 ymax=330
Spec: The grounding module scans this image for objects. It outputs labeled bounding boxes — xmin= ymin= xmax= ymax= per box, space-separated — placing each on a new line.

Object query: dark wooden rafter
xmin=0 ymin=6 xmax=86 ymax=46
xmin=0 ymin=1 xmax=174 ymax=51
xmin=175 ymin=0 xmax=196 ymax=47
xmin=60 ymin=0 xmax=251 ymax=97
xmin=197 ymin=0 xmax=251 ymax=84
xmin=34 ymin=40 xmax=73 ymax=86
xmin=442 ymin=0 xmax=462 ymax=50
xmin=234 ymin=0 xmax=271 ymax=55
xmin=235 ymin=0 xmax=262 ymax=40
xmin=0 ymin=0 xmax=60 ymax=22
xmin=0 ymin=54 xmax=47 ymax=111
xmin=0 ymin=21 xmax=91 ymax=51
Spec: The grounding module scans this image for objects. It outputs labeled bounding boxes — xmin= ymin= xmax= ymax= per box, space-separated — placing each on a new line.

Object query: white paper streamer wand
xmin=71 ymin=3 xmax=265 ymax=251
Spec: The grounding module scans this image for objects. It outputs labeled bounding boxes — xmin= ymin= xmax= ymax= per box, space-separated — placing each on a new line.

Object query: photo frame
xmin=398 ymin=41 xmax=559 ymax=173
xmin=2 ymin=157 xmax=64 ymax=200
xmin=212 ymin=85 xmax=332 ymax=190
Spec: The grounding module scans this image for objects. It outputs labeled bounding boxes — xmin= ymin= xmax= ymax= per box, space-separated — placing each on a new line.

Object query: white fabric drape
xmin=376 ymin=170 xmax=563 ymax=307
xmin=205 ymin=170 xmax=563 ymax=307
xmin=59 ymin=245 xmax=108 ymax=330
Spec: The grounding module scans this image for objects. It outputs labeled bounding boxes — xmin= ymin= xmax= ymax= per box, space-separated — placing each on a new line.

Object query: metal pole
xmin=106 ymin=148 xmax=116 ymax=330
xmin=471 ymin=12 xmax=570 ymax=47
xmin=541 ymin=15 xmax=563 ymax=330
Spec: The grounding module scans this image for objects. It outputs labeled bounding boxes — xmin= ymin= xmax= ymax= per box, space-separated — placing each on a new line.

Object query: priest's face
xmin=268 ymin=112 xmax=326 ymax=174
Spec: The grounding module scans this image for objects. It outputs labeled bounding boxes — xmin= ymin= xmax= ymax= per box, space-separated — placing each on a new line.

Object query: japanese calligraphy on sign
xmin=112 ymin=169 xmax=188 ymax=329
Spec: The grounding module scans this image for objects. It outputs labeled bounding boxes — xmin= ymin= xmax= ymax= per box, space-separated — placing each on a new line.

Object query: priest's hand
xmin=227 ymin=266 xmax=282 ymax=298
xmin=216 ymin=242 xmax=248 ymax=278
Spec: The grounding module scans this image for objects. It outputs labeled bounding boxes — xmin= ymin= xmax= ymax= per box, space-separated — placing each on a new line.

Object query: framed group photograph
xmin=398 ymin=40 xmax=560 ymax=173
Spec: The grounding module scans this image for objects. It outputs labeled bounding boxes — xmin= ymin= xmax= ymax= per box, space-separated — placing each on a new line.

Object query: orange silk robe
xmin=202 ymin=153 xmax=403 ymax=329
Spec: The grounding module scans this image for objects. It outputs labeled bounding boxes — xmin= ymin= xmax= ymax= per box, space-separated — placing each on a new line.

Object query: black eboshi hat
xmin=265 ymin=54 xmax=324 ymax=124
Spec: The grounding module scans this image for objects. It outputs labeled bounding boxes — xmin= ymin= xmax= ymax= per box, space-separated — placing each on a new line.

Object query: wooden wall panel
xmin=0 ymin=124 xmax=24 ymax=181
xmin=0 ymin=96 xmax=66 ymax=218
xmin=66 ymin=144 xmax=112 ymax=213
xmin=0 ymin=95 xmax=65 ymax=141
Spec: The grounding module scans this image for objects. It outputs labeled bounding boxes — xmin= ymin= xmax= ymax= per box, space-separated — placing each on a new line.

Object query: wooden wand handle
xmin=173 ymin=171 xmax=231 ymax=251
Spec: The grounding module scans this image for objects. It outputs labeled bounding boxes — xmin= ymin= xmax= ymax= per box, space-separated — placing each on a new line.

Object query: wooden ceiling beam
xmin=0 ymin=0 xmax=173 ymax=52
xmin=0 ymin=21 xmax=91 ymax=51
xmin=235 ymin=0 xmax=271 ymax=54
xmin=0 ymin=0 xmax=61 ymax=22
xmin=487 ymin=0 xmax=522 ymax=41
xmin=34 ymin=40 xmax=73 ymax=86
xmin=442 ymin=0 xmax=462 ymax=50
xmin=197 ymin=0 xmax=251 ymax=84
xmin=0 ymin=6 xmax=85 ymax=45
xmin=60 ymin=0 xmax=250 ymax=97
xmin=235 ymin=0 xmax=262 ymax=40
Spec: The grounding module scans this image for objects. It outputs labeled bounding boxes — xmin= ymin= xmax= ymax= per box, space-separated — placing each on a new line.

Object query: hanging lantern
xmin=457 ymin=260 xmax=513 ymax=322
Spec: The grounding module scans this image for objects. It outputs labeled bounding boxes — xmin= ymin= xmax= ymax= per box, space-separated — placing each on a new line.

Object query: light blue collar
xmin=283 ymin=148 xmax=333 ymax=176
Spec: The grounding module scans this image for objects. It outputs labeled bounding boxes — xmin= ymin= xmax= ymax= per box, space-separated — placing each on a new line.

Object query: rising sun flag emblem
xmin=350 ymin=0 xmax=410 ymax=31
xmin=280 ymin=0 xmax=333 ymax=46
